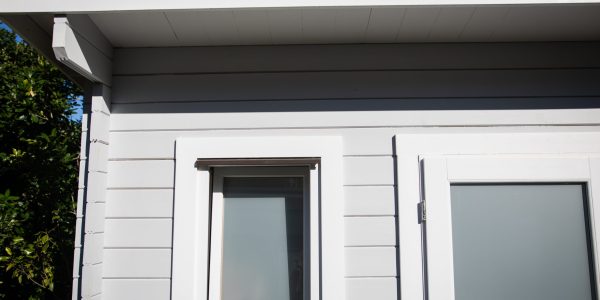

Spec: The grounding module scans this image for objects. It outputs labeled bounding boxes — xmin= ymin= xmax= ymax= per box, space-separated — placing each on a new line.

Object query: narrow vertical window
xmin=209 ymin=168 xmax=309 ymax=300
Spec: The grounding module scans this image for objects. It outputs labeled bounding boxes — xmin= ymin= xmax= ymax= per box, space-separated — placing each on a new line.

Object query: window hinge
xmin=417 ymin=201 xmax=426 ymax=224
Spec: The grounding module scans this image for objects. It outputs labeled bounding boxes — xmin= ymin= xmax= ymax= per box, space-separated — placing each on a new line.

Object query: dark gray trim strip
xmin=194 ymin=157 xmax=320 ymax=169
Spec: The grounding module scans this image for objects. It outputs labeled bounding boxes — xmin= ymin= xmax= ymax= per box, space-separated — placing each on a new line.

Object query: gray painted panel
xmin=111 ymin=69 xmax=600 ymax=103
xmin=113 ymin=41 xmax=600 ymax=75
xmin=111 ymin=97 xmax=600 ymax=114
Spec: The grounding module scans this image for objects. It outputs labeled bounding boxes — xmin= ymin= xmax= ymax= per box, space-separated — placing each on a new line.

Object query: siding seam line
xmin=108 ymin=123 xmax=600 ymax=133
xmin=111 ymin=94 xmax=600 ymax=105
xmin=112 ymin=66 xmax=600 ymax=77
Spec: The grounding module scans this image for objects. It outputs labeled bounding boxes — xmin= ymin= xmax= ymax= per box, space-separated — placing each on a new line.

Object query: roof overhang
xmin=1 ymin=0 xmax=600 ymax=13
xmin=1 ymin=1 xmax=599 ymax=87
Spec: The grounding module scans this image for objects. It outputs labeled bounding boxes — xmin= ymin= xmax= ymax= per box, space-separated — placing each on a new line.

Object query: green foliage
xmin=0 ymin=24 xmax=82 ymax=299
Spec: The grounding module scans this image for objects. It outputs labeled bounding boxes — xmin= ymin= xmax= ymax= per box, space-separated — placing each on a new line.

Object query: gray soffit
xmin=86 ymin=5 xmax=600 ymax=47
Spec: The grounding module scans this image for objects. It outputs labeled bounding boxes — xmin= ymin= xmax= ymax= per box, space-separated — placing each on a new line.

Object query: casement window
xmin=396 ymin=132 xmax=600 ymax=300
xmin=208 ymin=167 xmax=310 ymax=300
xmin=172 ymin=137 xmax=344 ymax=300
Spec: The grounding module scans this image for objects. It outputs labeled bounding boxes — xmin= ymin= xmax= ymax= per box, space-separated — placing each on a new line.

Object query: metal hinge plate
xmin=417 ymin=201 xmax=426 ymax=224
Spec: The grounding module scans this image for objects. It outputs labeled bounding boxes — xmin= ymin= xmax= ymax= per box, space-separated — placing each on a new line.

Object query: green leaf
xmin=0 ymin=23 xmax=81 ymax=298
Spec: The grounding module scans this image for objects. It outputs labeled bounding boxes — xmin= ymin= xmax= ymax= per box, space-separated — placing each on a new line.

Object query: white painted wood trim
xmin=395 ymin=132 xmax=600 ymax=300
xmin=445 ymin=155 xmax=591 ymax=182
xmin=172 ymin=136 xmax=344 ymax=300
xmin=109 ymin=109 xmax=600 ymax=131
xmin=106 ymin=157 xmax=390 ymax=189
xmin=421 ymin=156 xmax=455 ymax=300
xmin=52 ymin=16 xmax=112 ymax=85
xmin=590 ymin=157 xmax=600 ymax=294
xmin=395 ymin=155 xmax=424 ymax=300
xmin=395 ymin=132 xmax=600 ymax=156
xmin=78 ymin=84 xmax=111 ymax=300
xmin=171 ymin=165 xmax=210 ymax=300
xmin=207 ymin=173 xmax=224 ymax=300
xmin=2 ymin=0 xmax=600 ymax=13
xmin=423 ymin=155 xmax=597 ymax=300
xmin=309 ymin=166 xmax=320 ymax=300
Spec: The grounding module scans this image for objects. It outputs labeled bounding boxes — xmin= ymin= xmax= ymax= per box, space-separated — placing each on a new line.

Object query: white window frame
xmin=209 ymin=167 xmax=311 ymax=300
xmin=395 ymin=132 xmax=600 ymax=300
xmin=423 ymin=155 xmax=600 ymax=300
xmin=172 ymin=136 xmax=344 ymax=300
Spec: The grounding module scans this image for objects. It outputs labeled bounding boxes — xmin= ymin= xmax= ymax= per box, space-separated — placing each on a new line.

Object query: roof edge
xmin=1 ymin=0 xmax=600 ymax=14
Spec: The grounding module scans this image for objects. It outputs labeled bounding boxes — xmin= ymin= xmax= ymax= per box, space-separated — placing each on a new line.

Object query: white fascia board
xmin=52 ymin=16 xmax=112 ymax=86
xmin=1 ymin=0 xmax=600 ymax=13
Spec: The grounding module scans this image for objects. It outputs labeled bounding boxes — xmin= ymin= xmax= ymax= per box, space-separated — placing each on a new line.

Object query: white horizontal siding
xmin=109 ymin=128 xmax=396 ymax=158
xmin=345 ymin=186 xmax=395 ymax=216
xmin=106 ymin=189 xmax=173 ymax=218
xmin=105 ymin=186 xmax=394 ymax=218
xmin=345 ymin=247 xmax=397 ymax=277
xmin=109 ymin=126 xmax=600 ymax=160
xmin=108 ymin=160 xmax=174 ymax=188
xmin=344 ymin=156 xmax=395 ymax=186
xmin=81 ymin=262 xmax=103 ymax=298
xmin=84 ymin=202 xmax=105 ymax=233
xmin=346 ymin=277 xmax=398 ymax=300
xmin=103 ymin=279 xmax=171 ymax=300
xmin=89 ymin=294 xmax=101 ymax=300
xmin=82 ymin=233 xmax=104 ymax=265
xmin=345 ymin=216 xmax=396 ymax=246
xmin=104 ymin=219 xmax=172 ymax=248
xmin=103 ymin=249 xmax=171 ymax=278
xmin=110 ymin=108 xmax=600 ymax=131
xmin=107 ymin=157 xmax=394 ymax=188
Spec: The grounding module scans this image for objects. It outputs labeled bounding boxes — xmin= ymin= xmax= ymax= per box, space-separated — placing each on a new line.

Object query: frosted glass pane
xmin=221 ymin=177 xmax=303 ymax=300
xmin=450 ymin=184 xmax=594 ymax=300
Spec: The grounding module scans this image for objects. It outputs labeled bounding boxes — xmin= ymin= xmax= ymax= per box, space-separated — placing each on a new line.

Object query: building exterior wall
xmin=99 ymin=42 xmax=600 ymax=299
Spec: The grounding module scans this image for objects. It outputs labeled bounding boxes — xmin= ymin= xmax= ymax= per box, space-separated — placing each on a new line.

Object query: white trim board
xmin=172 ymin=136 xmax=344 ymax=300
xmin=2 ymin=0 xmax=600 ymax=13
xmin=394 ymin=132 xmax=600 ymax=300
